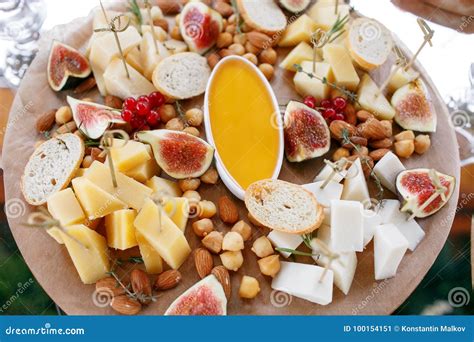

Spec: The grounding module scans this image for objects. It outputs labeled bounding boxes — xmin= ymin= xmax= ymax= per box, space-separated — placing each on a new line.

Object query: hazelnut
xmin=259 ymin=48 xmax=277 ymax=65
xmin=165 ymin=118 xmax=185 ymax=131
xmin=182 ymin=190 xmax=201 ymax=201
xmin=192 ymin=218 xmax=214 ymax=237
xmin=394 ymin=139 xmax=415 ymax=158
xmin=414 ymin=134 xmax=431 ymax=154
xmin=332 ymin=147 xmax=350 ymax=161
xmin=394 ymin=130 xmax=415 ymax=142
xmin=239 ymin=276 xmax=260 ymax=299
xmin=220 ymin=250 xmax=243 ymax=271
xmin=178 ymin=178 xmax=201 ymax=192
xmin=257 ymin=255 xmax=281 ymax=278
xmin=258 ymin=63 xmax=274 ymax=81
xmin=222 ymin=231 xmax=244 ymax=251
xmin=231 ymin=220 xmax=252 ymax=241
xmin=233 ymin=33 xmax=247 ymax=45
xmin=216 ymin=32 xmax=233 ymax=48
xmin=202 ymin=231 xmax=223 ymax=254
xmin=245 ymin=41 xmax=261 ymax=55
xmin=225 ymin=24 xmax=236 ymax=34
xmin=229 ymin=43 xmax=245 ymax=56
xmin=183 ymin=126 xmax=200 ymax=137
xmin=242 ymin=53 xmax=258 ymax=65
xmin=159 ymin=104 xmax=177 ymax=123
xmin=207 ymin=52 xmax=221 ymax=69
xmin=55 ymin=106 xmax=72 ymax=124
xmin=200 ymin=167 xmax=219 ymax=184
xmin=170 ymin=26 xmax=182 ymax=40
xmin=251 ymin=236 xmax=274 ymax=258
xmin=185 ymin=108 xmax=203 ymax=127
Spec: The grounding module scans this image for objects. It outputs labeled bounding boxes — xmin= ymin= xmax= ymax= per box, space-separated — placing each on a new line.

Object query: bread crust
xmin=236 ymin=0 xmax=287 ymax=35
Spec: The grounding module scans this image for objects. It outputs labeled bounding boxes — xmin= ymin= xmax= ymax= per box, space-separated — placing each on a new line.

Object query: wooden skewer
xmin=404 ymin=18 xmax=434 ymax=71
xmin=310 ymin=29 xmax=328 ymax=74
xmin=408 ymin=169 xmax=447 ymax=221
xmin=99 ymin=129 xmax=130 ymax=188
xmin=334 ymin=0 xmax=339 ymax=15
xmin=144 ymin=0 xmax=159 ymax=53
xmin=376 ymin=46 xmax=408 ymax=97
xmin=319 ymin=158 xmax=350 ymax=190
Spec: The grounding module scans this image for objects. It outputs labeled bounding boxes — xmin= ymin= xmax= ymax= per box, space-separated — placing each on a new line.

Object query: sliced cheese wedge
xmin=302 ymin=181 xmax=343 ymax=207
xmin=267 ymin=230 xmax=303 ymax=258
xmin=330 ymin=200 xmax=364 ymax=252
xmin=341 ymin=158 xmax=370 ymax=204
xmin=374 ymin=223 xmax=408 ymax=280
xmin=357 ymin=74 xmax=396 ymax=120
xmin=373 ymin=151 xmax=406 ymax=194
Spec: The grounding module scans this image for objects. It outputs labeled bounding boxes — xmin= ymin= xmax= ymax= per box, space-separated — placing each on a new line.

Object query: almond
xmin=380 ymin=120 xmax=393 ymax=138
xmin=111 ymin=295 xmax=142 ymax=315
xmin=90 ymin=147 xmax=106 ymax=163
xmin=153 ymin=18 xmax=169 ymax=32
xmin=218 ymin=196 xmax=239 ymax=224
xmin=329 ymin=120 xmax=357 ymax=140
xmin=194 ymin=247 xmax=214 ymax=279
xmin=154 ymin=270 xmax=182 ymax=290
xmin=36 ymin=109 xmax=57 ymax=132
xmin=342 ymin=136 xmax=368 ymax=150
xmin=343 ymin=103 xmax=357 ymax=125
xmin=214 ymin=1 xmax=233 ymax=17
xmin=130 ymin=269 xmax=152 ymax=303
xmin=357 ymin=118 xmax=387 ymax=140
xmin=211 ymin=265 xmax=231 ymax=300
xmin=104 ymin=95 xmax=123 ymax=109
xmin=247 ymin=31 xmax=273 ymax=49
xmin=356 ymin=110 xmax=374 ymax=123
xmin=95 ymin=276 xmax=125 ymax=297
xmin=156 ymin=0 xmax=183 ymax=14
xmin=369 ymin=138 xmax=393 ymax=149
xmin=73 ymin=76 xmax=96 ymax=94
xmin=56 ymin=121 xmax=77 ymax=134
xmin=369 ymin=148 xmax=391 ymax=161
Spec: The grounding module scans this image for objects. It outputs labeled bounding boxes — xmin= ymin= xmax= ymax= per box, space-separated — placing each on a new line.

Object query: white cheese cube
xmin=272 ymin=262 xmax=333 ymax=305
xmin=267 ymin=230 xmax=302 ymax=258
xmin=330 ymin=200 xmax=364 ymax=252
xmin=302 ymin=181 xmax=343 ymax=207
xmin=362 ymin=209 xmax=383 ymax=246
xmin=311 ymin=238 xmax=357 ymax=295
xmin=378 ymin=199 xmax=402 ymax=224
xmin=341 ymin=158 xmax=370 ymax=204
xmin=294 ymin=61 xmax=334 ymax=99
xmin=374 ymin=224 xmax=409 ymax=280
xmin=316 ymin=224 xmax=331 ymax=244
xmin=322 ymin=207 xmax=331 ymax=226
xmin=393 ymin=217 xmax=425 ymax=251
xmin=373 ymin=152 xmax=406 ymax=194
xmin=314 ymin=164 xmax=347 ymax=183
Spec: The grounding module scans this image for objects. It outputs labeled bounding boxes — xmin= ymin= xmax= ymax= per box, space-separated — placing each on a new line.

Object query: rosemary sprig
xmin=230 ymin=0 xmax=243 ymax=34
xmin=128 ymin=0 xmax=143 ymax=26
xmin=117 ymin=256 xmax=144 ymax=264
xmin=275 ymin=248 xmax=319 ymax=257
xmin=326 ymin=14 xmax=349 ymax=44
xmin=294 ymin=64 xmax=358 ymax=103
xmin=301 ymin=233 xmax=313 ymax=249
xmin=341 ymin=128 xmax=384 ymax=201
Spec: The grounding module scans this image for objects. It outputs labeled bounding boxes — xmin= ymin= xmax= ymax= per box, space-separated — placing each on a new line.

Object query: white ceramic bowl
xmin=203 ymin=56 xmax=284 ymax=200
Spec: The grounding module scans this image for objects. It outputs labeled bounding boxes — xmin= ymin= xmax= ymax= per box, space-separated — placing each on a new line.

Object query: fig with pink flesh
xmin=279 ymin=0 xmax=310 ymax=13
xmin=179 ymin=1 xmax=223 ymax=55
xmin=137 ymin=129 xmax=214 ymax=179
xmin=47 ymin=40 xmax=91 ymax=92
xmin=284 ymin=101 xmax=331 ymax=162
xmin=396 ymin=168 xmax=455 ymax=218
xmin=165 ymin=275 xmax=227 ymax=315
xmin=67 ymin=96 xmax=125 ymax=140
xmin=391 ymin=79 xmax=437 ymax=132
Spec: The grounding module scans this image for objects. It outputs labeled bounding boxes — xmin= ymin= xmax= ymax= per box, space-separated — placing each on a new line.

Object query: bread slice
xmin=347 ymin=18 xmax=393 ymax=71
xmin=237 ymin=0 xmax=287 ymax=35
xmin=245 ymin=179 xmax=324 ymax=234
xmin=21 ymin=133 xmax=85 ymax=205
xmin=152 ymin=52 xmax=210 ymax=100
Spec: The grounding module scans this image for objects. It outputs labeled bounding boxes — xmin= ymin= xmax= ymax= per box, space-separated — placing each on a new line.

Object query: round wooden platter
xmin=3 ymin=9 xmax=460 ymax=315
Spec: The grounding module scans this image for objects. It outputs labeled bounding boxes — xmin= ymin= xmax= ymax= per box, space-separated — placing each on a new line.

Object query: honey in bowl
xmin=207 ymin=58 xmax=281 ymax=191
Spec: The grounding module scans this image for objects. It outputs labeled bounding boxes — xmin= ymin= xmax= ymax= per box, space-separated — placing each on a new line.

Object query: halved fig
xmin=391 ymin=79 xmax=437 ymax=132
xmin=396 ymin=168 xmax=455 ymax=218
xmin=279 ymin=0 xmax=310 ymax=13
xmin=137 ymin=129 xmax=214 ymax=179
xmin=179 ymin=1 xmax=223 ymax=55
xmin=165 ymin=275 xmax=227 ymax=315
xmin=284 ymin=101 xmax=331 ymax=162
xmin=48 ymin=40 xmax=91 ymax=92
xmin=67 ymin=96 xmax=125 ymax=140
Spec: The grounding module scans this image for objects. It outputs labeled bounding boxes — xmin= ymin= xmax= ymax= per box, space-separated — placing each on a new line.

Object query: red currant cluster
xmin=303 ymin=95 xmax=348 ymax=124
xmin=121 ymin=92 xmax=166 ymax=130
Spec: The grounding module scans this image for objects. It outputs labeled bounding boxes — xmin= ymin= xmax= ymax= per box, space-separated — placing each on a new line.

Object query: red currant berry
xmin=323 ymin=108 xmax=336 ymax=120
xmin=121 ymin=109 xmax=134 ymax=122
xmin=123 ymin=97 xmax=137 ymax=110
xmin=137 ymin=95 xmax=150 ymax=103
xmin=149 ymin=92 xmax=166 ymax=107
xmin=130 ymin=116 xmax=146 ymax=129
xmin=146 ymin=110 xmax=160 ymax=126
xmin=333 ymin=113 xmax=345 ymax=121
xmin=141 ymin=125 xmax=151 ymax=131
xmin=320 ymin=99 xmax=333 ymax=109
xmin=135 ymin=101 xmax=151 ymax=116
xmin=333 ymin=97 xmax=347 ymax=110
xmin=303 ymin=96 xmax=317 ymax=109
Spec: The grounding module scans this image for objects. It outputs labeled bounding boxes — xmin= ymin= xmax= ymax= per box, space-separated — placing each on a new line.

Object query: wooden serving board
xmin=2 ymin=7 xmax=460 ymax=315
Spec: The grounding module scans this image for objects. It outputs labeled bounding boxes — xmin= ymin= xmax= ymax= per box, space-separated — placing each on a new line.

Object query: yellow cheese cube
xmin=279 ymin=42 xmax=318 ymax=72
xmin=47 ymin=227 xmax=64 ymax=244
xmin=308 ymin=2 xmax=350 ymax=31
xmin=146 ymin=176 xmax=182 ymax=197
xmin=60 ymin=224 xmax=110 ymax=284
xmin=124 ymin=146 xmax=161 ymax=183
xmin=163 ymin=197 xmax=189 ymax=232
xmin=134 ymin=199 xmax=191 ymax=269
xmin=387 ymin=66 xmax=419 ymax=93
xmin=294 ymin=61 xmax=334 ymax=99
xmin=278 ymin=15 xmax=318 ymax=47
xmin=136 ymin=231 xmax=163 ymax=274
xmin=74 ymin=168 xmax=87 ymax=178
xmin=72 ymin=177 xmax=127 ymax=220
xmin=47 ymin=188 xmax=85 ymax=226
xmin=85 ymin=161 xmax=153 ymax=210
xmin=357 ymin=74 xmax=396 ymax=120
xmin=141 ymin=25 xmax=167 ymax=41
xmin=126 ymin=47 xmax=144 ymax=75
xmin=322 ymin=44 xmax=360 ymax=91
xmin=105 ymin=209 xmax=138 ymax=250
xmin=110 ymin=139 xmax=151 ymax=173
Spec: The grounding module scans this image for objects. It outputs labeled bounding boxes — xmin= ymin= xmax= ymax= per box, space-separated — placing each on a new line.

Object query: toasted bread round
xmin=348 ymin=18 xmax=393 ymax=71
xmin=152 ymin=52 xmax=211 ymax=100
xmin=237 ymin=0 xmax=287 ymax=35
xmin=244 ymin=179 xmax=324 ymax=234
xmin=21 ymin=133 xmax=84 ymax=205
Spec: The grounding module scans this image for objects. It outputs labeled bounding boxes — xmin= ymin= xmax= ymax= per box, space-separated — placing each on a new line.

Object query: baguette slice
xmin=152 ymin=52 xmax=210 ymax=100
xmin=245 ymin=179 xmax=324 ymax=234
xmin=347 ymin=18 xmax=393 ymax=71
xmin=21 ymin=133 xmax=85 ymax=205
xmin=237 ymin=0 xmax=287 ymax=35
